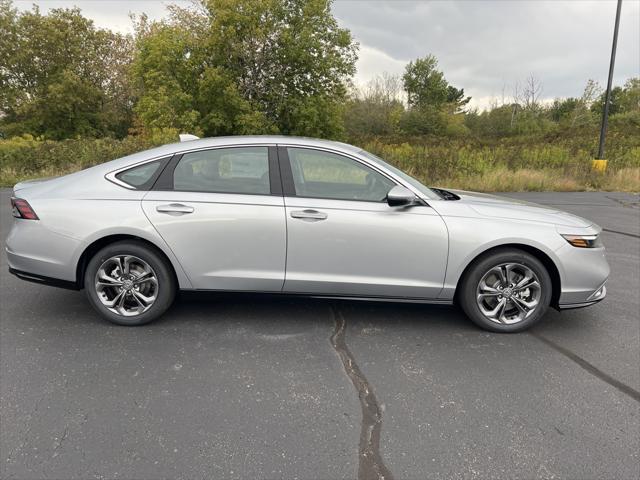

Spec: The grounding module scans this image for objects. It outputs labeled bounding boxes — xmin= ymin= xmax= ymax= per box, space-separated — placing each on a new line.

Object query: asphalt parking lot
xmin=1 ymin=189 xmax=638 ymax=479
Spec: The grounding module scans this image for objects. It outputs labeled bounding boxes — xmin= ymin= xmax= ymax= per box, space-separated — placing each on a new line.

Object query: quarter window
xmin=173 ymin=147 xmax=270 ymax=195
xmin=287 ymin=148 xmax=395 ymax=202
xmin=115 ymin=160 xmax=163 ymax=189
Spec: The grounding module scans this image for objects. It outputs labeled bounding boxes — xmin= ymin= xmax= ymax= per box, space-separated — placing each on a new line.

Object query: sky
xmin=13 ymin=0 xmax=640 ymax=109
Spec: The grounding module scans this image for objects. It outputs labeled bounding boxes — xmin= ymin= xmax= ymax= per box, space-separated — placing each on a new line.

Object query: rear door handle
xmin=290 ymin=209 xmax=328 ymax=221
xmin=156 ymin=203 xmax=194 ymax=215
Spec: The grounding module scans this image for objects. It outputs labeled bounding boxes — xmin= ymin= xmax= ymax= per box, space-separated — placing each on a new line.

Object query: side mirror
xmin=386 ymin=185 xmax=420 ymax=207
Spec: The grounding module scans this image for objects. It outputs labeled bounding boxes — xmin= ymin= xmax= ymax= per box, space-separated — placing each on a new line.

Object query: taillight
xmin=11 ymin=197 xmax=39 ymax=220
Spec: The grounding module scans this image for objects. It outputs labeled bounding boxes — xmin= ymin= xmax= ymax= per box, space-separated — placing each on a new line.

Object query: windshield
xmin=358 ymin=149 xmax=440 ymax=200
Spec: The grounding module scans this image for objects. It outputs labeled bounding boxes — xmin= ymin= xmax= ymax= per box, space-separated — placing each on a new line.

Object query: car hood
xmin=442 ymin=189 xmax=594 ymax=228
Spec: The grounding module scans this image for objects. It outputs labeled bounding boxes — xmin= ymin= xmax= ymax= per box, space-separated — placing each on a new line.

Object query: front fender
xmin=438 ymin=216 xmax=566 ymax=299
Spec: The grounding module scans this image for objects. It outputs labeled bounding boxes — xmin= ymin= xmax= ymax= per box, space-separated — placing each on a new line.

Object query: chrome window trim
xmin=105 ymin=141 xmax=430 ymax=203
xmin=170 ymin=144 xmax=273 ymax=196
xmin=277 ymin=143 xmax=433 ymax=205
xmin=170 ymin=143 xmax=276 ymax=157
xmin=105 ymin=155 xmax=174 ymax=190
xmin=105 ymin=143 xmax=277 ymax=191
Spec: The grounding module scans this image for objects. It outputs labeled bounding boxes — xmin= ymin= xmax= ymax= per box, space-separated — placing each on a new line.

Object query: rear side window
xmin=115 ymin=160 xmax=163 ymax=189
xmin=173 ymin=147 xmax=270 ymax=195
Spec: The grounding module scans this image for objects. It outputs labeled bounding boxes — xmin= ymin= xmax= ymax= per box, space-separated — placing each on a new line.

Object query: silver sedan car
xmin=6 ymin=136 xmax=609 ymax=332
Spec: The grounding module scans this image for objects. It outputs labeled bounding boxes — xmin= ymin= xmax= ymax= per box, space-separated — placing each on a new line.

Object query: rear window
xmin=115 ymin=160 xmax=163 ymax=188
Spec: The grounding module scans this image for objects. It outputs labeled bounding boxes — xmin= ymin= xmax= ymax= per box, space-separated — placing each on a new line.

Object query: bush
xmin=1 ymin=122 xmax=638 ymax=192
xmin=353 ymin=122 xmax=640 ymax=191
xmin=0 ymin=129 xmax=179 ymax=186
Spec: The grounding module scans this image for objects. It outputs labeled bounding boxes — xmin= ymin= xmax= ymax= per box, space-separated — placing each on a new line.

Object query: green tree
xmin=403 ymin=55 xmax=448 ymax=108
xmin=618 ymin=78 xmax=640 ymax=113
xmin=446 ymin=85 xmax=471 ymax=112
xmin=344 ymin=73 xmax=405 ymax=137
xmin=0 ymin=1 xmax=135 ymax=139
xmin=591 ymin=77 xmax=640 ymax=116
xmin=592 ymin=86 xmax=624 ymax=116
xmin=549 ymin=97 xmax=580 ymax=123
xmin=464 ymin=104 xmax=513 ymax=136
xmin=400 ymin=55 xmax=470 ymax=135
xmin=132 ymin=0 xmax=357 ymax=139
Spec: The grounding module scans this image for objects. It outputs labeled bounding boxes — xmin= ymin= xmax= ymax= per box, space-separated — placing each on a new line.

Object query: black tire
xmin=458 ymin=248 xmax=552 ymax=333
xmin=84 ymin=240 xmax=176 ymax=326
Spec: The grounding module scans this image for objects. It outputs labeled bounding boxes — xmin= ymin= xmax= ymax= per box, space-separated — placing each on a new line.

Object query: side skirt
xmin=179 ymin=289 xmax=454 ymax=305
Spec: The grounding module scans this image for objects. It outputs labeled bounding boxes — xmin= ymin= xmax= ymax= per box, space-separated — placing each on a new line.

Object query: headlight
xmin=561 ymin=234 xmax=603 ymax=248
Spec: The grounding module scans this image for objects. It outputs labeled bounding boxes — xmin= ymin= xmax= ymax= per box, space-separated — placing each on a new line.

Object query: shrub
xmin=353 ymin=122 xmax=639 ymax=191
xmin=0 ymin=129 xmax=179 ymax=186
xmin=1 ymin=123 xmax=638 ymax=192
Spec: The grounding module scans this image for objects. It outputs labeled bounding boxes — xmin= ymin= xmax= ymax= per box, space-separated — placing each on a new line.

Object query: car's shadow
xmin=4 ymin=280 xmax=598 ymax=339
xmin=170 ymin=290 xmax=471 ymax=329
xmin=166 ymin=290 xmax=582 ymax=337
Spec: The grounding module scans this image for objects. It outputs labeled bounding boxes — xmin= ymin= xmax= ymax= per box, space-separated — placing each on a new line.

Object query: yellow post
xmin=591 ymin=159 xmax=608 ymax=173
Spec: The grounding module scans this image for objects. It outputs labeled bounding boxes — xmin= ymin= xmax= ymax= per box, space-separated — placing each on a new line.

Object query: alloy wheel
xmin=475 ymin=262 xmax=542 ymax=325
xmin=95 ymin=255 xmax=159 ymax=316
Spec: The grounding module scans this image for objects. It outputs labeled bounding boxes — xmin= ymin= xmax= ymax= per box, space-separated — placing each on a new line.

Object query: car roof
xmin=99 ymin=135 xmax=363 ymax=173
xmin=176 ymin=135 xmax=361 ymax=152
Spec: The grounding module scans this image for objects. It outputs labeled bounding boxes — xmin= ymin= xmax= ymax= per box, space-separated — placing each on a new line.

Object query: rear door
xmin=142 ymin=145 xmax=286 ymax=291
xmin=280 ymin=146 xmax=449 ymax=299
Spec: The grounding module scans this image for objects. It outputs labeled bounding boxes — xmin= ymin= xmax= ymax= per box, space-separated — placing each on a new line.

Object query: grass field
xmin=356 ymin=124 xmax=640 ymax=192
xmin=1 ymin=125 xmax=638 ymax=192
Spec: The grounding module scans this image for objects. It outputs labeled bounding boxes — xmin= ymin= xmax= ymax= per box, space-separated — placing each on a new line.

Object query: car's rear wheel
xmin=459 ymin=248 xmax=552 ymax=332
xmin=84 ymin=241 xmax=176 ymax=326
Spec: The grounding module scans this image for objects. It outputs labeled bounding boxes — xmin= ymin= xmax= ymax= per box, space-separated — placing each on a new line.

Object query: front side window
xmin=173 ymin=147 xmax=270 ymax=195
xmin=287 ymin=148 xmax=396 ymax=202
xmin=358 ymin=149 xmax=440 ymax=200
xmin=115 ymin=160 xmax=163 ymax=189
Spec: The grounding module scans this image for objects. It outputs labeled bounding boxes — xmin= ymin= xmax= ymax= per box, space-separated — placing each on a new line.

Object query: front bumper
xmin=555 ymin=241 xmax=609 ymax=309
xmin=558 ymin=284 xmax=606 ymax=309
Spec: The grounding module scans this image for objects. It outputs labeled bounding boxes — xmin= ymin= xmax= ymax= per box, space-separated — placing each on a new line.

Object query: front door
xmin=142 ymin=145 xmax=286 ymax=291
xmin=280 ymin=147 xmax=449 ymax=299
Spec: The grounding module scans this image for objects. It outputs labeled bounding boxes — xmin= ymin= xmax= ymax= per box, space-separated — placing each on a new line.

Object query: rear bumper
xmin=8 ymin=267 xmax=79 ymax=290
xmin=5 ymin=218 xmax=82 ymax=283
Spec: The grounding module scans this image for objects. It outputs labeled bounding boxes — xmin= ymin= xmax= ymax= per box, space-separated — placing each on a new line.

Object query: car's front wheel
xmin=84 ymin=241 xmax=176 ymax=326
xmin=459 ymin=248 xmax=552 ymax=333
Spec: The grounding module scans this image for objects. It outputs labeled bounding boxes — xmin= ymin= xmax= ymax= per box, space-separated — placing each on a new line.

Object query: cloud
xmin=12 ymin=0 xmax=181 ymax=33
xmin=14 ymin=0 xmax=640 ymax=105
xmin=354 ymin=45 xmax=406 ymax=84
xmin=334 ymin=0 xmax=640 ymax=102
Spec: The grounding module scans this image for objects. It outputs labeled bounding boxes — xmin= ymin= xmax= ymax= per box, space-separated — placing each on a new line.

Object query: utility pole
xmin=594 ymin=0 xmax=623 ymax=172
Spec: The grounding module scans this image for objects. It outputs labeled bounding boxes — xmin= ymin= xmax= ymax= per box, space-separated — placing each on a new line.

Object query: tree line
xmin=1 ymin=0 xmax=638 ymax=142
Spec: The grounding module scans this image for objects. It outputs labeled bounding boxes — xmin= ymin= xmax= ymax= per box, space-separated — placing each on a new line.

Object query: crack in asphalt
xmin=604 ymin=195 xmax=640 ymax=210
xmin=329 ymin=305 xmax=394 ymax=480
xmin=531 ymin=333 xmax=640 ymax=403
xmin=602 ymin=228 xmax=640 ymax=239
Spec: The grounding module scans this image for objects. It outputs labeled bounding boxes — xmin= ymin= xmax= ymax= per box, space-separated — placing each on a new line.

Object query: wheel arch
xmin=76 ymin=234 xmax=181 ymax=290
xmin=453 ymin=243 xmax=562 ymax=308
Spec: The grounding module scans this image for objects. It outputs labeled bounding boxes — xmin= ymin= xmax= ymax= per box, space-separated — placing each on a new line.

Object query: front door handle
xmin=290 ymin=209 xmax=328 ymax=221
xmin=156 ymin=203 xmax=195 ymax=215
